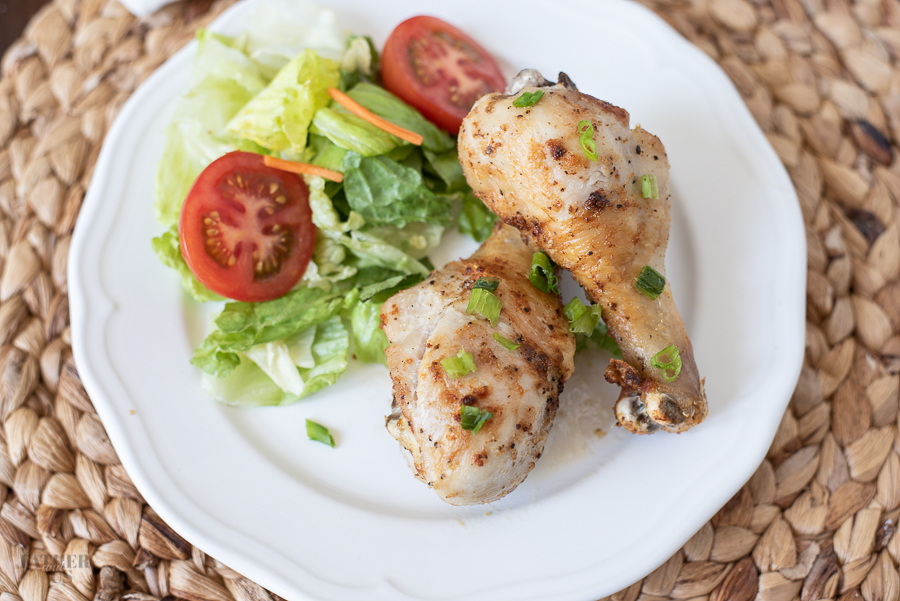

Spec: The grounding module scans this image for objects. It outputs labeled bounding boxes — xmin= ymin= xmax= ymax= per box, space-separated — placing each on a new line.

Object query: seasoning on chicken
xmin=457 ymin=71 xmax=707 ymax=434
xmin=381 ymin=223 xmax=575 ymax=505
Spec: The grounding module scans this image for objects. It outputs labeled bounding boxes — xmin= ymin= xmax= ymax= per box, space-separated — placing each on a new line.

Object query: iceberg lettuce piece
xmin=225 ymin=49 xmax=340 ymax=154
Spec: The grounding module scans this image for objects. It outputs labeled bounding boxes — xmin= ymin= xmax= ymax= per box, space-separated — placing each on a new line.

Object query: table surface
xmin=1 ymin=0 xmax=49 ymax=56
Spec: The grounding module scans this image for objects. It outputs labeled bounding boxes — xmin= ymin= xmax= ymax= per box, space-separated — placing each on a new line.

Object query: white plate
xmin=69 ymin=0 xmax=806 ymax=599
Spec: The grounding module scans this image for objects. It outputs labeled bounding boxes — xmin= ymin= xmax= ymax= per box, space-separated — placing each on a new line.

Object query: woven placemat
xmin=0 ymin=0 xmax=896 ymax=599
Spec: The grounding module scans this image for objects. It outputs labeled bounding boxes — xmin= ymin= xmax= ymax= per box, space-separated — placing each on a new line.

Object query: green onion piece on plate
xmin=306 ymin=419 xmax=335 ymax=447
xmin=578 ymin=120 xmax=598 ymax=162
xmin=513 ymin=89 xmax=545 ymax=108
xmin=460 ymin=404 xmax=494 ymax=433
xmin=529 ymin=251 xmax=559 ymax=294
xmin=564 ymin=297 xmax=602 ymax=335
xmin=634 ymin=265 xmax=666 ymax=300
xmin=651 ymin=345 xmax=682 ymax=382
xmin=641 ymin=174 xmax=659 ymax=199
xmin=442 ymin=349 xmax=477 ymax=379
xmin=473 ymin=277 xmax=500 ymax=292
xmin=493 ymin=332 xmax=520 ymax=351
xmin=466 ymin=288 xmax=502 ymax=327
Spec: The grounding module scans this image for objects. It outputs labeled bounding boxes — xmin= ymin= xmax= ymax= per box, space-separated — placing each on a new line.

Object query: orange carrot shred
xmin=327 ymin=87 xmax=424 ymax=146
xmin=263 ymin=155 xmax=344 ymax=183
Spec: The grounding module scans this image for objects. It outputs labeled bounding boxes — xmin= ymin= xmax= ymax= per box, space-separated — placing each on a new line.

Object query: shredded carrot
xmin=263 ymin=155 xmax=344 ymax=183
xmin=327 ymin=87 xmax=424 ymax=146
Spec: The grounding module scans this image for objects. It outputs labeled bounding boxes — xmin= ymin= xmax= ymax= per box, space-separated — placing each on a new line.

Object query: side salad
xmin=152 ymin=0 xmax=619 ymax=410
xmin=152 ymin=0 xmax=498 ymax=406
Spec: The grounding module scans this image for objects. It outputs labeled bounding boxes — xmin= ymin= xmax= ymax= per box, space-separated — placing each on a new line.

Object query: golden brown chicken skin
xmin=457 ymin=77 xmax=706 ymax=434
xmin=381 ymin=224 xmax=575 ymax=505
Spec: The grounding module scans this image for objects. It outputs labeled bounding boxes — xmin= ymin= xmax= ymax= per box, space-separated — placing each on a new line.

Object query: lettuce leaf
xmin=151 ymin=226 xmax=223 ymax=302
xmin=342 ymin=152 xmax=452 ymax=227
xmin=346 ymin=84 xmax=454 ymax=153
xmin=311 ymin=107 xmax=401 ymax=157
xmin=306 ymin=174 xmax=364 ymax=233
xmin=458 ymin=191 xmax=498 ymax=243
xmin=365 ymin=222 xmax=444 ymax=260
xmin=201 ymin=317 xmax=349 ymax=406
xmin=424 ymin=148 xmax=467 ymax=193
xmin=155 ymin=31 xmax=267 ymax=228
xmin=575 ymin=320 xmax=623 ymax=358
xmin=192 ymin=286 xmax=348 ymax=377
xmin=225 ymin=49 xmax=340 ymax=154
xmin=245 ymin=0 xmax=346 ymax=77
xmin=349 ymin=299 xmax=389 ymax=364
xmin=299 ymin=317 xmax=350 ymax=395
xmin=308 ymin=136 xmax=348 ymax=172
xmin=341 ymin=230 xmax=432 ymax=276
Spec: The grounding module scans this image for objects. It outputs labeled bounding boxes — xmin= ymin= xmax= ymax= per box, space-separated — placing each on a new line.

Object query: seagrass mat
xmin=0 ymin=0 xmax=897 ymax=599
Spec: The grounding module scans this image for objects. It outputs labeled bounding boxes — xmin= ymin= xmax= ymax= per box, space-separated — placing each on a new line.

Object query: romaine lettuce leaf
xmin=243 ymin=339 xmax=306 ymax=396
xmin=306 ymin=174 xmax=364 ymax=233
xmin=226 ymin=49 xmax=340 ymax=154
xmin=458 ymin=191 xmax=498 ymax=243
xmin=192 ymin=286 xmax=348 ymax=377
xmin=299 ymin=317 xmax=350 ymax=395
xmin=341 ymin=230 xmax=432 ymax=276
xmin=340 ymin=36 xmax=379 ymax=86
xmin=424 ymin=148 xmax=467 ymax=193
xmin=575 ymin=320 xmax=623 ymax=358
xmin=349 ymin=299 xmax=389 ymax=364
xmin=311 ymin=107 xmax=401 ymax=157
xmin=155 ymin=31 xmax=267 ymax=228
xmin=151 ymin=226 xmax=223 ymax=302
xmin=346 ymin=83 xmax=455 ymax=153
xmin=365 ymin=222 xmax=444 ymax=260
xmin=201 ymin=317 xmax=349 ymax=405
xmin=342 ymin=152 xmax=452 ymax=228
xmin=308 ymin=136 xmax=348 ymax=172
xmin=245 ymin=0 xmax=346 ymax=77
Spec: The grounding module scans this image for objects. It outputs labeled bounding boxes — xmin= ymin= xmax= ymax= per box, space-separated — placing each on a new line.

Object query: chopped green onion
xmin=634 ymin=265 xmax=666 ymax=300
xmin=441 ymin=349 xmax=477 ymax=379
xmin=651 ymin=345 xmax=682 ymax=382
xmin=513 ymin=89 xmax=545 ymax=108
xmin=306 ymin=420 xmax=335 ymax=447
xmin=641 ymin=174 xmax=659 ymax=199
xmin=473 ymin=277 xmax=500 ymax=292
xmin=493 ymin=332 xmax=520 ymax=351
xmin=466 ymin=288 xmax=502 ymax=327
xmin=564 ymin=297 xmax=602 ymax=335
xmin=529 ymin=251 xmax=559 ymax=294
xmin=578 ymin=120 xmax=598 ymax=162
xmin=460 ymin=404 xmax=494 ymax=433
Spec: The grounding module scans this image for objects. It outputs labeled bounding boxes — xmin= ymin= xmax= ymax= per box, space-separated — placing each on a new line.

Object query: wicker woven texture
xmin=0 ymin=0 xmax=897 ymax=599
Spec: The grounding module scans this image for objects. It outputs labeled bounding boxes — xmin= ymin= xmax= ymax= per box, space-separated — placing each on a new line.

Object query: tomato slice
xmin=179 ymin=151 xmax=314 ymax=303
xmin=381 ymin=16 xmax=506 ymax=134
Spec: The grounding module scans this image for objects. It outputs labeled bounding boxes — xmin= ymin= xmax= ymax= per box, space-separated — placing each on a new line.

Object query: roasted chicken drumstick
xmin=382 ymin=224 xmax=575 ymax=505
xmin=457 ymin=72 xmax=707 ymax=434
